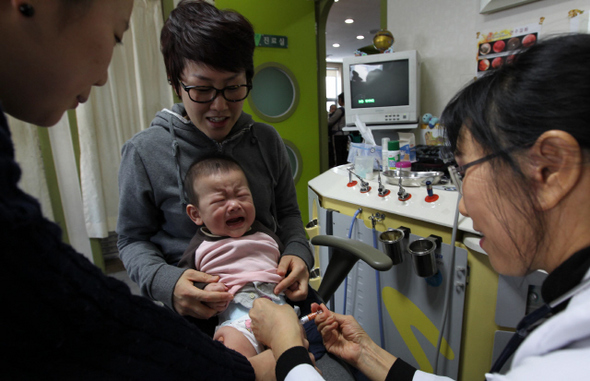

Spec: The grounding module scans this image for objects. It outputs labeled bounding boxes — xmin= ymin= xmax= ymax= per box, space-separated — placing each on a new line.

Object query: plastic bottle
xmin=381 ymin=137 xmax=390 ymax=172
xmin=387 ymin=140 xmax=400 ymax=171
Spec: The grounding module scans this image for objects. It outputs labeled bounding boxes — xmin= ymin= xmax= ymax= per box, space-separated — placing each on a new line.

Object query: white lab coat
xmin=484 ymin=269 xmax=590 ymax=380
xmin=415 ymin=268 xmax=590 ymax=381
xmin=287 ymin=270 xmax=590 ymax=381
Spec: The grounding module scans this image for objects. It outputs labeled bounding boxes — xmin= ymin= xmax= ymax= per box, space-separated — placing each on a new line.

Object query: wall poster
xmin=476 ymin=24 xmax=541 ymax=77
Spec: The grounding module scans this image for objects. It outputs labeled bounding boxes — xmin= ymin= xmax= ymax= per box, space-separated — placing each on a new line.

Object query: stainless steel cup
xmin=407 ymin=238 xmax=438 ymax=277
xmin=378 ymin=228 xmax=405 ymax=265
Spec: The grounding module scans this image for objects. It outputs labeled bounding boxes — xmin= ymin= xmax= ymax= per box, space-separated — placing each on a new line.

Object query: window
xmin=326 ymin=64 xmax=342 ymax=111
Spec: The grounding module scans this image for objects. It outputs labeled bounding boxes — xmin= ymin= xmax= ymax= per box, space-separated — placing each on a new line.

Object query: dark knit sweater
xmin=0 ymin=107 xmax=255 ymax=380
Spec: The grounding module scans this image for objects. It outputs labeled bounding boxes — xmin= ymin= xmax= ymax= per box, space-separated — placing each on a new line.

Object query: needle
xmin=299 ymin=310 xmax=323 ymax=324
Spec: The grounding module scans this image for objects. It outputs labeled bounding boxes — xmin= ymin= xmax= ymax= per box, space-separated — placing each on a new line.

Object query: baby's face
xmin=192 ymin=169 xmax=255 ymax=237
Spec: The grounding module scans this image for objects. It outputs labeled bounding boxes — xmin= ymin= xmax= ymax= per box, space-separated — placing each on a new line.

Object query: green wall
xmin=216 ymin=0 xmax=321 ymax=226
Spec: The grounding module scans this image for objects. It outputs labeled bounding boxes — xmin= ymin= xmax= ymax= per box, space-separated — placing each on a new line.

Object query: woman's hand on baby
xmin=173 ymin=269 xmax=233 ymax=319
xmin=203 ymin=282 xmax=230 ymax=312
xmin=251 ymin=299 xmax=320 ymax=378
xmin=249 ymin=349 xmax=277 ymax=381
xmin=274 ymin=255 xmax=309 ymax=301
xmin=250 ymin=298 xmax=304 ymax=356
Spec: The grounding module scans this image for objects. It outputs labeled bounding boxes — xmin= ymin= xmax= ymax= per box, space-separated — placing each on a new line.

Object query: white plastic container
xmin=355 ymin=156 xmax=374 ymax=179
xmin=381 ymin=137 xmax=390 ymax=172
xmin=387 ymin=140 xmax=400 ymax=171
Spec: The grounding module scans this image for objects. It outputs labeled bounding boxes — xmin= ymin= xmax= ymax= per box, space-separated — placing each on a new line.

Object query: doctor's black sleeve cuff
xmin=276 ymin=346 xmax=314 ymax=381
xmin=386 ymin=358 xmax=417 ymax=381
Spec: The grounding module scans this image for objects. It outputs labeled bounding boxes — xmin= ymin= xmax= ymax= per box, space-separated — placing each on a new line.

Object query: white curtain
xmin=9 ymin=114 xmax=95 ymax=261
xmin=6 ymin=116 xmax=54 ymax=221
xmin=46 ymin=115 xmax=94 ymax=261
xmin=77 ymin=0 xmax=173 ymax=238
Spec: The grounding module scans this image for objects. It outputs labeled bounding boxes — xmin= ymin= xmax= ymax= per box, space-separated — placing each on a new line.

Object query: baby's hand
xmin=204 ymin=282 xmax=230 ymax=312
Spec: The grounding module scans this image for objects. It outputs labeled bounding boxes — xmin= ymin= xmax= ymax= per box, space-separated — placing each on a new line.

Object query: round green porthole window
xmin=282 ymin=139 xmax=302 ymax=185
xmin=248 ymin=63 xmax=299 ymax=123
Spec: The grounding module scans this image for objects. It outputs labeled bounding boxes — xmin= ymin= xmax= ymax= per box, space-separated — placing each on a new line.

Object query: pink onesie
xmin=194 ymin=231 xmax=283 ymax=295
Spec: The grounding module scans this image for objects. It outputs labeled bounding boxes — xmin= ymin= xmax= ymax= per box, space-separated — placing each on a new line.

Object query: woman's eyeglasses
xmin=180 ymin=82 xmax=252 ymax=103
xmin=448 ymin=152 xmax=503 ymax=196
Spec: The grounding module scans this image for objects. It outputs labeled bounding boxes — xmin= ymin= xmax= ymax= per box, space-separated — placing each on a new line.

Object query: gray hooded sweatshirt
xmin=116 ymin=103 xmax=312 ymax=310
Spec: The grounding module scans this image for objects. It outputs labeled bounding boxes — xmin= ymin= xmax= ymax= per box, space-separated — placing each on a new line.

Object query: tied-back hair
xmin=184 ymin=154 xmax=248 ymax=207
xmin=440 ymin=33 xmax=590 ymax=269
xmin=161 ymin=0 xmax=255 ymax=96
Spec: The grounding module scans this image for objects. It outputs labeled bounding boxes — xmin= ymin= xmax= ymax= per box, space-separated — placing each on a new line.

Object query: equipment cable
xmin=434 ymin=193 xmax=461 ymax=374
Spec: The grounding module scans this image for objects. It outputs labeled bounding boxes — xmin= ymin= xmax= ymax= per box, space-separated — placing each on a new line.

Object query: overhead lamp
xmin=332 ymin=43 xmax=340 ymax=48
xmin=345 ymin=19 xmax=354 ymax=24
xmin=356 ymin=35 xmax=365 ymax=40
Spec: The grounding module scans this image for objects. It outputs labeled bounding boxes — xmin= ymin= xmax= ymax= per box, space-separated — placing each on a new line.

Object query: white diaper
xmin=216 ymin=282 xmax=293 ymax=354
xmin=218 ymin=308 xmax=263 ymax=353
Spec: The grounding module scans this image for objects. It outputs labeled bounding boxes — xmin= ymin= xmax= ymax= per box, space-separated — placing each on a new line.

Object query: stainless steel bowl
xmin=382 ymin=170 xmax=444 ymax=187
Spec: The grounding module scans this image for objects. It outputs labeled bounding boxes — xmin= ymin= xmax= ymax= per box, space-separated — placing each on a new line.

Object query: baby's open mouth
xmin=226 ymin=217 xmax=245 ymax=226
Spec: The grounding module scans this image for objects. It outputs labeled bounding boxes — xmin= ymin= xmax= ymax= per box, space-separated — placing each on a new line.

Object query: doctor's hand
xmin=274 ymin=255 xmax=309 ymax=301
xmin=313 ymin=303 xmax=396 ymax=380
xmin=312 ymin=303 xmax=366 ymax=366
xmin=173 ymin=269 xmax=233 ymax=319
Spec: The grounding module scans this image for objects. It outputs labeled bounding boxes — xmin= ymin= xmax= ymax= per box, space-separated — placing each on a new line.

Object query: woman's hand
xmin=313 ymin=303 xmax=396 ymax=380
xmin=172 ymin=269 xmax=233 ymax=319
xmin=250 ymin=300 xmax=321 ymax=379
xmin=249 ymin=347 xmax=318 ymax=381
xmin=249 ymin=349 xmax=277 ymax=381
xmin=274 ymin=255 xmax=309 ymax=301
xmin=250 ymin=298 xmax=304 ymax=358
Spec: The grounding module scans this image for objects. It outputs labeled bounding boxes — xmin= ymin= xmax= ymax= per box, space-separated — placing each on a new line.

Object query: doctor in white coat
xmin=250 ymin=33 xmax=590 ymax=381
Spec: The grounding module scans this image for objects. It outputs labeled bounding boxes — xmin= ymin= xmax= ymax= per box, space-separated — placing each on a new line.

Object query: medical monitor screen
xmin=349 ymin=60 xmax=409 ymax=109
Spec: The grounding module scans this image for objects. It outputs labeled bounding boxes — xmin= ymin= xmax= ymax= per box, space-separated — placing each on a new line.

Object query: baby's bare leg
xmin=214 ymin=326 xmax=258 ymax=358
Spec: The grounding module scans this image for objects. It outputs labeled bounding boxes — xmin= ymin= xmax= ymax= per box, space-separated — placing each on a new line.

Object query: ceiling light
xmin=356 ymin=35 xmax=365 ymax=40
xmin=345 ymin=19 xmax=354 ymax=24
xmin=333 ymin=43 xmax=340 ymax=48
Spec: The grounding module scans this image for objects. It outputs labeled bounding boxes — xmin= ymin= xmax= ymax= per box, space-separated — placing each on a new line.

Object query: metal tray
xmin=382 ymin=170 xmax=444 ymax=187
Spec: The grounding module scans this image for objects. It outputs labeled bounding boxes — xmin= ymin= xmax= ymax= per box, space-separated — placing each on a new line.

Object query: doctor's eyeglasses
xmin=180 ymin=82 xmax=252 ymax=103
xmin=448 ymin=152 xmax=503 ymax=196
xmin=448 ymin=144 xmax=524 ymax=195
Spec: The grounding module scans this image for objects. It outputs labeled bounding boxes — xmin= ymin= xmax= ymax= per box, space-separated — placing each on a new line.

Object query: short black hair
xmin=161 ymin=0 xmax=255 ymax=96
xmin=184 ymin=154 xmax=249 ymax=206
